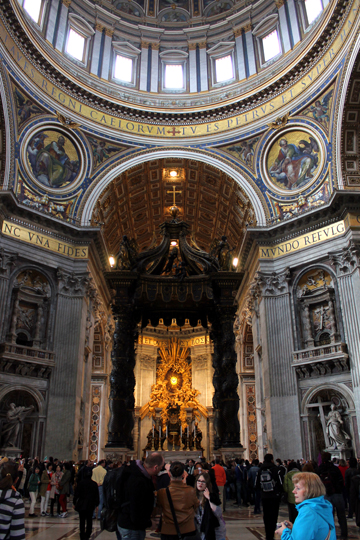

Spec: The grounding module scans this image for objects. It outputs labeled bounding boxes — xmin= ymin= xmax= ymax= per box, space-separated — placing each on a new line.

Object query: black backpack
xmin=319 ymin=467 xmax=342 ymax=496
xmin=100 ymin=465 xmax=129 ymax=532
xmin=259 ymin=469 xmax=275 ymax=492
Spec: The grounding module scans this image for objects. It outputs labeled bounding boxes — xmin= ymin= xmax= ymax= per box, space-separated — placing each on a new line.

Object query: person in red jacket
xmin=212 ymin=459 xmax=227 ymax=511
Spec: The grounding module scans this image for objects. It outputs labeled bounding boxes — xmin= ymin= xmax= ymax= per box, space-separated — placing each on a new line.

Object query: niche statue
xmin=1 ymin=403 xmax=34 ymax=448
xmin=326 ymin=404 xmax=351 ymax=450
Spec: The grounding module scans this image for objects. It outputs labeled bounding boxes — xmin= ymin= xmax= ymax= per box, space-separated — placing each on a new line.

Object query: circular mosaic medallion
xmin=263 ymin=127 xmax=325 ymax=194
xmin=22 ymin=125 xmax=86 ymax=194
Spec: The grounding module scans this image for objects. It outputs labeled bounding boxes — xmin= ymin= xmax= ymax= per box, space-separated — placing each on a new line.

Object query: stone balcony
xmin=0 ymin=342 xmax=55 ymax=379
xmin=292 ymin=342 xmax=349 ymax=379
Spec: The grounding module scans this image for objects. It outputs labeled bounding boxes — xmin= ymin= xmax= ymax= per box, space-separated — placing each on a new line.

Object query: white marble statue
xmin=325 ymin=403 xmax=351 ymax=449
xmin=1 ymin=403 xmax=34 ymax=447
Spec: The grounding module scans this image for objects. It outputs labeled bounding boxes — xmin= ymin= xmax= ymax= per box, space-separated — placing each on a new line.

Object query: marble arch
xmin=301 ymin=383 xmax=356 ymax=415
xmin=0 ymin=385 xmax=45 ymax=415
xmin=81 ymin=148 xmax=267 ymax=227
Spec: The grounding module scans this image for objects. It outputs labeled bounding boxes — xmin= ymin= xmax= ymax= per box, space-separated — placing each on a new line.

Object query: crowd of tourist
xmin=1 ymin=451 xmax=360 ymax=540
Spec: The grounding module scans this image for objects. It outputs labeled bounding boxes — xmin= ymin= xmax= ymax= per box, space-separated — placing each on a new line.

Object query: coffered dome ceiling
xmin=91 ymin=159 xmax=256 ymax=256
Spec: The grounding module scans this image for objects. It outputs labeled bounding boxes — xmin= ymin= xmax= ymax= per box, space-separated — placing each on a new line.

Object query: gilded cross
xmin=167 ymin=185 xmax=182 ymax=206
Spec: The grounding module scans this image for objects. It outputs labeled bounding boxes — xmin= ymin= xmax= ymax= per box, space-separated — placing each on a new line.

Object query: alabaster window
xmin=114 ymin=55 xmax=133 ymax=83
xmin=262 ymin=30 xmax=281 ymax=62
xmin=112 ymin=43 xmax=140 ymax=87
xmin=305 ymin=0 xmax=324 ymax=25
xmin=65 ymin=14 xmax=95 ymax=65
xmin=160 ymin=51 xmax=188 ymax=92
xmin=164 ymin=65 xmax=184 ymax=89
xmin=215 ymin=55 xmax=234 ymax=84
xmin=66 ymin=29 xmax=85 ymax=62
xmin=22 ymin=0 xmax=46 ymax=28
xmin=207 ymin=43 xmax=236 ymax=88
xmin=298 ymin=0 xmax=325 ymax=33
xmin=253 ymin=14 xmax=282 ymax=67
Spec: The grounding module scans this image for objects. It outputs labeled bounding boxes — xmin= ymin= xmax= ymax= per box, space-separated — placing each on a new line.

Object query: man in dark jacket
xmin=345 ymin=457 xmax=358 ymax=518
xmin=73 ymin=468 xmax=99 ymax=540
xmin=118 ymin=452 xmax=164 ymax=540
xmin=255 ymin=453 xmax=282 ymax=540
xmin=318 ymin=452 xmax=347 ymax=539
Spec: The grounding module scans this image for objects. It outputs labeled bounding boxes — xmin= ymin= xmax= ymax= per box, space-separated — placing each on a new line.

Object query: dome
xmin=12 ymin=0 xmax=340 ymax=113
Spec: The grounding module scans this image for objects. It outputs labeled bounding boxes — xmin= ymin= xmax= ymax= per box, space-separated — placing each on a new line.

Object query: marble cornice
xmin=0 ymin=191 xmax=99 ymax=243
xmin=0 ymin=0 xmax=351 ymax=122
xmin=245 ymin=192 xmax=360 ymax=243
xmin=239 ymin=192 xmax=360 ymax=264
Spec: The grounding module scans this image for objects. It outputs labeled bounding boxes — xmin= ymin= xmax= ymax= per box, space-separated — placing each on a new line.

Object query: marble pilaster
xmin=100 ymin=31 xmax=113 ymax=80
xmin=139 ymin=44 xmax=149 ymax=91
xmin=44 ymin=269 xmax=90 ymax=459
xmin=278 ymin=4 xmax=291 ymax=53
xmin=330 ymin=242 xmax=360 ymax=428
xmin=150 ymin=46 xmax=159 ymax=93
xmin=90 ymin=26 xmax=104 ymax=76
xmin=55 ymin=0 xmax=70 ymax=52
xmin=0 ymin=249 xmax=17 ymax=342
xmin=45 ymin=0 xmax=60 ymax=45
xmin=251 ymin=269 xmax=302 ymax=458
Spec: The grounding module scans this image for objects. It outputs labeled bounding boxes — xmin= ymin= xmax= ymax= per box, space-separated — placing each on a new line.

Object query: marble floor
xmin=24 ymin=499 xmax=360 ymax=540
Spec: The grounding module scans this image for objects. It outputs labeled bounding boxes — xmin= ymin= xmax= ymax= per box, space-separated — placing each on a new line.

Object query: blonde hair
xmin=292 ymin=472 xmax=325 ymax=499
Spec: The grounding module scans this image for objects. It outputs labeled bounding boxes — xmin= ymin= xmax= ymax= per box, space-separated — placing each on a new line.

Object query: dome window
xmin=262 ymin=30 xmax=281 ymax=63
xmin=65 ymin=14 xmax=95 ymax=66
xmin=215 ymin=55 xmax=234 ymax=84
xmin=164 ymin=65 xmax=184 ymax=90
xmin=22 ymin=0 xmax=46 ymax=27
xmin=114 ymin=55 xmax=133 ymax=83
xmin=207 ymin=42 xmax=235 ymax=88
xmin=253 ymin=14 xmax=282 ymax=68
xmin=66 ymin=29 xmax=85 ymax=62
xmin=160 ymin=50 xmax=188 ymax=93
xmin=112 ymin=43 xmax=140 ymax=87
xmin=305 ymin=0 xmax=324 ymax=25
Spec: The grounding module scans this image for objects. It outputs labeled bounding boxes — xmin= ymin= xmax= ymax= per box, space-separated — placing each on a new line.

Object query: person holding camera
xmin=275 ymin=472 xmax=336 ymax=540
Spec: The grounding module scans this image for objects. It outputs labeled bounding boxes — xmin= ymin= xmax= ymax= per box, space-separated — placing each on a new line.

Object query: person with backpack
xmin=317 ymin=452 xmax=347 ymax=539
xmin=255 ymin=453 xmax=282 ymax=540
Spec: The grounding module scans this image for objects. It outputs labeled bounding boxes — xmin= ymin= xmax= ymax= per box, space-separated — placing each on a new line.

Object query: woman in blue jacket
xmin=275 ymin=472 xmax=336 ymax=540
